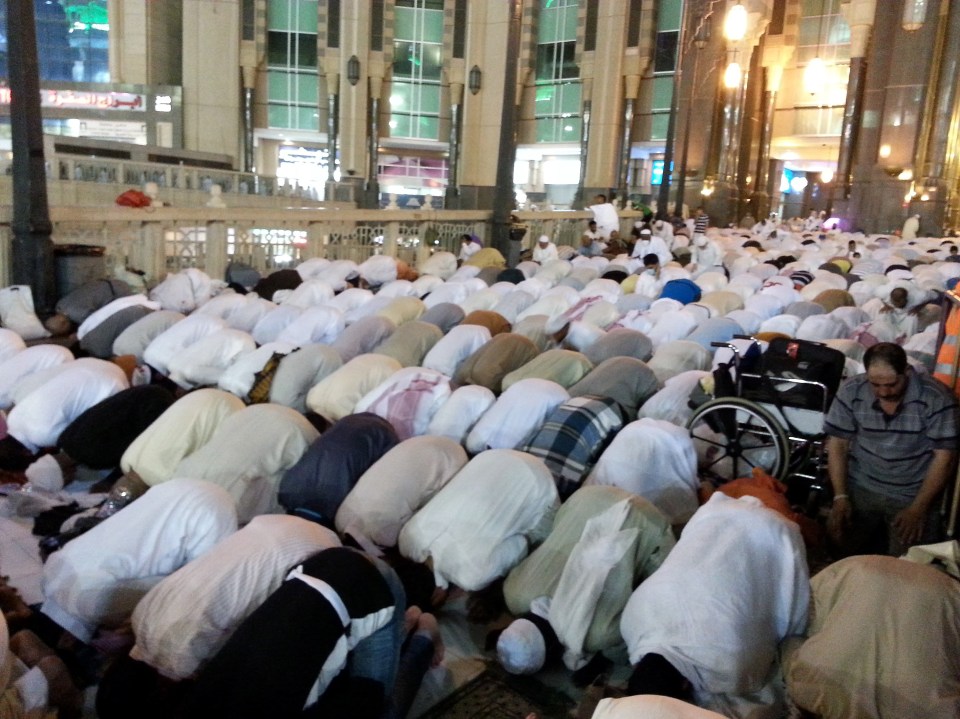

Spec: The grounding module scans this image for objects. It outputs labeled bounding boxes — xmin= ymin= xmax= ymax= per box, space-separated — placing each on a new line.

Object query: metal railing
xmin=0 ymin=206 xmax=646 ymax=288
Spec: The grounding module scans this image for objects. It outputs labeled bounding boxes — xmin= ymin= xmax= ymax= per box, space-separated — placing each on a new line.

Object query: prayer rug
xmin=418 ymin=663 xmax=576 ymax=719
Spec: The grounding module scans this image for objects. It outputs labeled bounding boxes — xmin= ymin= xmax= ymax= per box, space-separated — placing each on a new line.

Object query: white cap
xmin=538 ymin=235 xmax=550 ymax=244
xmin=24 ymin=454 xmax=65 ymax=492
xmin=497 ymin=618 xmax=546 ymax=675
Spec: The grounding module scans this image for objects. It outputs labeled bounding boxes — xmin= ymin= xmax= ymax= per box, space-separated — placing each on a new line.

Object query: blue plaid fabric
xmin=521 ymin=395 xmax=626 ymax=499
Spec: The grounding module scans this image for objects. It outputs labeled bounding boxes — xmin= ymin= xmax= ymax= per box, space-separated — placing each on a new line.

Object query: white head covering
xmin=497 ymin=618 xmax=547 ymax=675
xmin=358 ymin=255 xmax=398 ymax=286
xmin=759 ymin=314 xmax=802 ymax=337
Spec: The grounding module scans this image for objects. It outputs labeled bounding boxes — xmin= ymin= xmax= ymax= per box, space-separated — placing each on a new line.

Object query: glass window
xmin=657 ymin=0 xmax=683 ymax=31
xmin=651 ymin=113 xmax=670 ymax=141
xmin=268 ymin=32 xmax=317 ymax=69
xmin=389 ymin=0 xmax=444 ymax=140
xmin=268 ymin=0 xmax=317 ymax=31
xmin=535 ymin=0 xmax=581 ymax=142
xmin=651 ymin=77 xmax=674 ymax=110
xmin=266 ymin=1 xmax=319 ymax=131
xmin=11 ymin=0 xmax=111 ymax=82
xmin=796 ymin=0 xmax=850 ymax=65
xmin=654 ymin=31 xmax=679 ymax=73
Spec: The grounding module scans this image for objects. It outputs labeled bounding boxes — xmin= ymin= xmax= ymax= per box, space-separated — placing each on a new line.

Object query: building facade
xmin=2 ymin=0 xmax=958 ymax=234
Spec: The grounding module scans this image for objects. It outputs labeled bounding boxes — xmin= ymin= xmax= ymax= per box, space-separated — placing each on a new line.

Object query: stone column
xmin=205 ymin=222 xmax=228 ymax=281
xmin=619 ymin=74 xmax=641 ymax=205
xmin=325 ymin=69 xmax=340 ymax=183
xmin=445 ymin=81 xmax=465 ymax=207
xmin=572 ymin=79 xmax=593 ymax=210
xmin=836 ymin=2 xmax=875 ymax=201
xmin=365 ymin=75 xmax=383 ymax=208
xmin=749 ymin=65 xmax=778 ymax=219
xmin=910 ymin=0 xmax=960 ymax=233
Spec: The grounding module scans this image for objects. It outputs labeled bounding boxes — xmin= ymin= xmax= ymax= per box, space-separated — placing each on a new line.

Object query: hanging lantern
xmin=902 ymin=0 xmax=928 ymax=31
xmin=724 ymin=61 xmax=742 ymax=89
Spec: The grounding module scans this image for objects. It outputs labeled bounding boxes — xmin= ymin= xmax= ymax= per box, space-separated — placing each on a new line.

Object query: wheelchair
xmin=686 ymin=336 xmax=847 ymax=512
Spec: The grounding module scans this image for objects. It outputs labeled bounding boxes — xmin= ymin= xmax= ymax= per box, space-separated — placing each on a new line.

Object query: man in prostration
xmin=826 ymin=342 xmax=959 ymax=555
xmin=184 ymin=546 xmax=442 ymax=719
xmin=497 ymin=486 xmax=675 ymax=678
xmin=785 ymin=554 xmax=960 ymax=719
xmin=620 ymin=493 xmax=809 ymax=718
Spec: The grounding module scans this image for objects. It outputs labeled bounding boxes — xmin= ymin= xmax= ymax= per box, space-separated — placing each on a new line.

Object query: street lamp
xmin=347 ymin=55 xmax=361 ymax=86
xmin=724 ymin=2 xmax=748 ymax=42
xmin=468 ymin=65 xmax=482 ymax=95
xmin=724 ymin=61 xmax=742 ymax=89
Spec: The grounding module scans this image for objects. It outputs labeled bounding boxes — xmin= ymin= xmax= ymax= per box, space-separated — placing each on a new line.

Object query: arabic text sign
xmin=0 ymin=87 xmax=146 ymax=112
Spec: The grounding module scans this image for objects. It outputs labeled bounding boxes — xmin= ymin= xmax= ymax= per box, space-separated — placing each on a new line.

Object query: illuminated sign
xmin=651 ymin=160 xmax=673 ymax=185
xmin=0 ymin=88 xmax=146 ymax=112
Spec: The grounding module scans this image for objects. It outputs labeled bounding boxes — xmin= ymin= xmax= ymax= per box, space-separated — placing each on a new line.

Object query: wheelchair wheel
xmin=687 ymin=397 xmax=791 ymax=482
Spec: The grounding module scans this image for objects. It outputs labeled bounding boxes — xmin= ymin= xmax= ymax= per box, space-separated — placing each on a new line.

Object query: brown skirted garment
xmin=812 ymin=289 xmax=855 ymax=312
xmin=454 ymin=333 xmax=540 ymax=394
xmin=461 ymin=310 xmax=512 ymax=336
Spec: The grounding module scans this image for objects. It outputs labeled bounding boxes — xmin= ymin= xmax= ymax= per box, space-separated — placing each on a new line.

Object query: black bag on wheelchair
xmin=742 ymin=337 xmax=846 ymax=411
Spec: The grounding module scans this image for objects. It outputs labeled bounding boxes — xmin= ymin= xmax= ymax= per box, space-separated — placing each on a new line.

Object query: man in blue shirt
xmin=825 ymin=342 xmax=959 ymax=555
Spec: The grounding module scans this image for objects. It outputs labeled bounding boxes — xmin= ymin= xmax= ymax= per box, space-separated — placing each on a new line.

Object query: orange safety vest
xmin=934 ymin=302 xmax=960 ymax=398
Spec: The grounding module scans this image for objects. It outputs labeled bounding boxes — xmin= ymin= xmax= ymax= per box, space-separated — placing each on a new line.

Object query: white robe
xmin=130 ymin=515 xmax=338 ymax=680
xmin=0 ymin=345 xmax=72 ymax=410
xmin=425 ymin=385 xmax=496 ymax=445
xmin=7 ymin=359 xmax=128 ymax=453
xmin=421 ymin=324 xmax=492 ymax=378
xmin=465 ymin=378 xmax=569 ymax=454
xmin=335 ymin=436 xmax=468 ymax=548
xmin=143 ymin=313 xmax=228 ymax=375
xmin=121 ymin=388 xmax=246 ymax=487
xmin=0 ymin=327 xmax=26 ymax=364
xmin=41 ymin=478 xmax=237 ymax=643
xmin=621 ymin=493 xmax=809 ymax=718
xmin=399 ymin=449 xmax=559 ymax=590
xmin=533 ymin=242 xmax=560 ymax=263
xmin=166 ymin=329 xmax=257 ymax=390
xmin=173 ymin=404 xmax=320 ymax=523
xmin=587 ymin=418 xmax=698 ymax=524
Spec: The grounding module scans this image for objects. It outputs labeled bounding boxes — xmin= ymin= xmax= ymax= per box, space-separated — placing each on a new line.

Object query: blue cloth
xmin=278 ymin=413 xmax=400 ymax=524
xmin=685 ymin=317 xmax=744 ymax=352
xmin=659 ymin=279 xmax=702 ymax=305
xmin=349 ymin=557 xmax=406 ymax=700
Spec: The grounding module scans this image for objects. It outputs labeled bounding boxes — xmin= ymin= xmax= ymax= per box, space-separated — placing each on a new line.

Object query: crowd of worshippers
xmin=0 ymin=215 xmax=959 ymax=718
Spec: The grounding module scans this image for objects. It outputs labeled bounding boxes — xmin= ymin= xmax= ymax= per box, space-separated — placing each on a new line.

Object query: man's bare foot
xmin=404 ymin=605 xmax=423 ymax=636
xmin=36 ymin=654 xmax=83 ymax=715
xmin=0 ymin=586 xmax=32 ymax=624
xmin=10 ymin=630 xmax=54 ymax=666
xmin=415 ymin=613 xmax=445 ymax=667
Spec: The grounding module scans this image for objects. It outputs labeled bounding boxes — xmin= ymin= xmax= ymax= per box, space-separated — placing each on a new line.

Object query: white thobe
xmin=620 ymin=494 xmax=809 ymax=718
xmin=7 ymin=359 xmax=128 ymax=452
xmin=399 ymin=449 xmax=559 ymax=590
xmin=41 ymin=478 xmax=237 ymax=643
xmin=130 ymin=515 xmax=339 ymax=680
